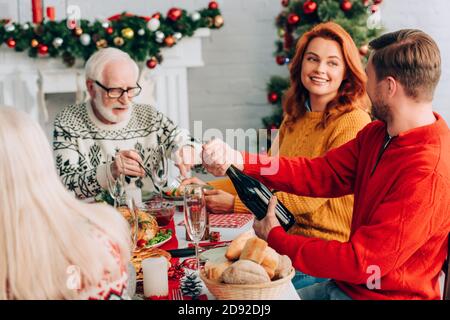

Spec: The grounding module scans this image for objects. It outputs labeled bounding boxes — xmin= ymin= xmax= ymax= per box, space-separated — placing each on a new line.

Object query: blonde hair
xmin=0 ymin=107 xmax=131 ymax=299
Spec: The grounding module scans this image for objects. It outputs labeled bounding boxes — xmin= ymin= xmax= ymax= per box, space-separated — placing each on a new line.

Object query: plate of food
xmin=137 ymin=229 xmax=173 ymax=249
xmin=162 ymin=184 xmax=214 ymax=201
xmin=117 ymin=206 xmax=172 ymax=250
xmin=162 ymin=186 xmax=184 ymax=201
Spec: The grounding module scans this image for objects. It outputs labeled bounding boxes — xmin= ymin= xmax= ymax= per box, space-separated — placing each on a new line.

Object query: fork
xmin=171 ymin=288 xmax=184 ymax=300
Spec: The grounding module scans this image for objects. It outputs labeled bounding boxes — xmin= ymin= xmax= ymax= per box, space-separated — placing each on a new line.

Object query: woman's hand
xmin=204 ymin=189 xmax=235 ymax=214
xmin=180 ymin=176 xmax=207 ymax=186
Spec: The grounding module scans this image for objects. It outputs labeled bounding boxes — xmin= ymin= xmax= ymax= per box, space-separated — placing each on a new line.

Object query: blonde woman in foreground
xmin=0 ymin=107 xmax=131 ymax=300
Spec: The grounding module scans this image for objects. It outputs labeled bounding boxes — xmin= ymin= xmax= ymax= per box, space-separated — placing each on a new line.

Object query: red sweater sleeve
xmin=242 ymin=135 xmax=360 ymax=198
xmin=267 ymin=172 xmax=448 ymax=284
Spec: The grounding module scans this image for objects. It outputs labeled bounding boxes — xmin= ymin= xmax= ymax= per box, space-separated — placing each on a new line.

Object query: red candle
xmin=32 ymin=0 xmax=43 ymax=24
xmin=46 ymin=6 xmax=55 ymax=21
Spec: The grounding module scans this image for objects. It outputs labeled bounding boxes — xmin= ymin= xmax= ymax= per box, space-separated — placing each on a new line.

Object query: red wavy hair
xmin=283 ymin=22 xmax=370 ymax=130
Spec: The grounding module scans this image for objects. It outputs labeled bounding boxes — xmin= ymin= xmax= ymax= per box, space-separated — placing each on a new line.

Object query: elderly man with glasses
xmin=53 ymin=48 xmax=200 ymax=199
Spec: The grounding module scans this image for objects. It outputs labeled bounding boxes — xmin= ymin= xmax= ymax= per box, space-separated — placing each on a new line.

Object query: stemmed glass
xmin=183 ymin=184 xmax=207 ymax=273
xmin=151 ymin=145 xmax=168 ymax=199
xmin=106 ymin=154 xmax=125 ymax=208
xmin=124 ymin=197 xmax=139 ymax=252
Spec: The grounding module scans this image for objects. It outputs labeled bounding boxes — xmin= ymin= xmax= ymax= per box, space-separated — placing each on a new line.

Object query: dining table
xmin=132 ymin=200 xmax=301 ymax=301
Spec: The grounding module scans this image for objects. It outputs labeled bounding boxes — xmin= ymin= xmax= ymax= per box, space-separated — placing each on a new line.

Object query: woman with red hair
xmin=184 ymin=22 xmax=371 ymax=290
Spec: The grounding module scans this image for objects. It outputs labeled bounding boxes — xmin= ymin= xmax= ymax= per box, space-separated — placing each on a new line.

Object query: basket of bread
xmin=200 ymin=230 xmax=294 ymax=300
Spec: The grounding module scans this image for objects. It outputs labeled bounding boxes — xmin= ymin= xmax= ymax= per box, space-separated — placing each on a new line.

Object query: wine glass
xmin=124 ymin=196 xmax=139 ymax=252
xmin=106 ymin=154 xmax=125 ymax=208
xmin=151 ymin=145 xmax=168 ymax=199
xmin=183 ymin=184 xmax=207 ymax=272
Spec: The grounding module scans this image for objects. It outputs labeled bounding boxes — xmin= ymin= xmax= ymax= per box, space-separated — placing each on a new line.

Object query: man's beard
xmin=371 ymin=98 xmax=391 ymax=123
xmin=93 ymin=93 xmax=132 ymax=124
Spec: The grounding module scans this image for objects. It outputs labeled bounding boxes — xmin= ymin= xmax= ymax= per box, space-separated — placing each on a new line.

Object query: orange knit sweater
xmin=208 ymin=108 xmax=371 ymax=242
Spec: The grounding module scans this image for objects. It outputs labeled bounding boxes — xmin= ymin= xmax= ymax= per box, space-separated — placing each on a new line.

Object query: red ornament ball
xmin=6 ymin=38 xmax=16 ymax=48
xmin=281 ymin=0 xmax=290 ymax=7
xmin=152 ymin=12 xmax=161 ymax=20
xmin=373 ymin=0 xmax=383 ymax=4
xmin=268 ymin=92 xmax=279 ymax=104
xmin=287 ymin=13 xmax=300 ymax=25
xmin=167 ymin=8 xmax=182 ymax=22
xmin=146 ymin=58 xmax=158 ymax=69
xmin=341 ymin=0 xmax=353 ymax=12
xmin=106 ymin=27 xmax=114 ymax=35
xmin=37 ymin=44 xmax=49 ymax=55
xmin=276 ymin=55 xmax=287 ymax=65
xmin=208 ymin=1 xmax=219 ymax=10
xmin=303 ymin=1 xmax=317 ymax=15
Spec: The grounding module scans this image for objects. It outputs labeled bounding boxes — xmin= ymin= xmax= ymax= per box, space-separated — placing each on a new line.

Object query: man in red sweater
xmin=202 ymin=29 xmax=450 ymax=300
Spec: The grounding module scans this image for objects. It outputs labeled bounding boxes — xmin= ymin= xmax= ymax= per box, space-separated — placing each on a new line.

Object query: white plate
xmin=199 ymin=246 xmax=228 ymax=262
xmin=144 ymin=233 xmax=173 ymax=249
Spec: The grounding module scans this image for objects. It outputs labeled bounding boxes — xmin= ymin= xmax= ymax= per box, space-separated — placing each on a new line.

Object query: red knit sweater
xmin=243 ymin=113 xmax=450 ymax=300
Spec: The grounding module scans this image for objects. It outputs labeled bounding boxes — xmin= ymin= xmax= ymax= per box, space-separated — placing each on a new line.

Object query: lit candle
xmin=142 ymin=257 xmax=169 ymax=298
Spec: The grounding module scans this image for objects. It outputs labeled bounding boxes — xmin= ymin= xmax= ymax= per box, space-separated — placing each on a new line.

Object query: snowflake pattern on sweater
xmin=53 ymin=102 xmax=200 ymax=199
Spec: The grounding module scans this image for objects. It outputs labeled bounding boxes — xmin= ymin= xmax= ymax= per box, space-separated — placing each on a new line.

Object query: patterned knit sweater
xmin=209 ymin=108 xmax=371 ymax=242
xmin=53 ymin=101 xmax=200 ymax=199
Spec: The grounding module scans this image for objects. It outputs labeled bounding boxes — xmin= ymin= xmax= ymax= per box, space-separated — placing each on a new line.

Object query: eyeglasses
xmin=94 ymin=80 xmax=142 ymax=99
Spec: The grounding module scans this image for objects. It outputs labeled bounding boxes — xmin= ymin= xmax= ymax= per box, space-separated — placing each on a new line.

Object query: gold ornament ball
xmin=121 ymin=27 xmax=134 ymax=39
xmin=359 ymin=44 xmax=369 ymax=56
xmin=164 ymin=35 xmax=175 ymax=47
xmin=278 ymin=28 xmax=286 ymax=38
xmin=113 ymin=37 xmax=124 ymax=46
xmin=31 ymin=39 xmax=39 ymax=48
xmin=74 ymin=27 xmax=83 ymax=36
xmin=96 ymin=39 xmax=108 ymax=49
xmin=214 ymin=15 xmax=224 ymax=28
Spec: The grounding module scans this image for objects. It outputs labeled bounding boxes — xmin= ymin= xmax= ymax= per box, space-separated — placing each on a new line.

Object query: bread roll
xmin=274 ymin=255 xmax=292 ymax=280
xmin=225 ymin=229 xmax=256 ymax=260
xmin=222 ymin=260 xmax=270 ymax=284
xmin=239 ymin=237 xmax=268 ymax=264
xmin=204 ymin=257 xmax=233 ymax=282
xmin=261 ymin=247 xmax=280 ymax=279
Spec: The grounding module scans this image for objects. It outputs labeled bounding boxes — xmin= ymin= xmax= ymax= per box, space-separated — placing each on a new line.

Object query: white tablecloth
xmin=174 ymin=210 xmax=300 ymax=300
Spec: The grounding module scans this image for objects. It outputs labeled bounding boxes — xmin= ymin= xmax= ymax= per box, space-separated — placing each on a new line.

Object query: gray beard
xmin=93 ymin=95 xmax=132 ymax=124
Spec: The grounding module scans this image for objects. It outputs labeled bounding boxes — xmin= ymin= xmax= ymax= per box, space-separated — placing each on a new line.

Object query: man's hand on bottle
xmin=253 ymin=196 xmax=281 ymax=241
xmin=202 ymin=139 xmax=244 ymax=176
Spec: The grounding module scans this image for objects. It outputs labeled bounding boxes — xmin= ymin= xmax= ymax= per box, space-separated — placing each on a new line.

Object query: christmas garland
xmin=0 ymin=1 xmax=224 ymax=68
xmin=264 ymin=0 xmax=384 ymax=131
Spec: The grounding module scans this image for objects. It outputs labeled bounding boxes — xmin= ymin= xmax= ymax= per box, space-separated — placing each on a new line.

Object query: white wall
xmin=381 ymin=0 xmax=450 ymax=123
xmin=43 ymin=0 xmax=450 ymax=141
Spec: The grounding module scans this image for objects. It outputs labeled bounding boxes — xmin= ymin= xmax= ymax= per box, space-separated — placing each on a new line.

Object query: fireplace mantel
xmin=0 ymin=28 xmax=211 ymax=133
